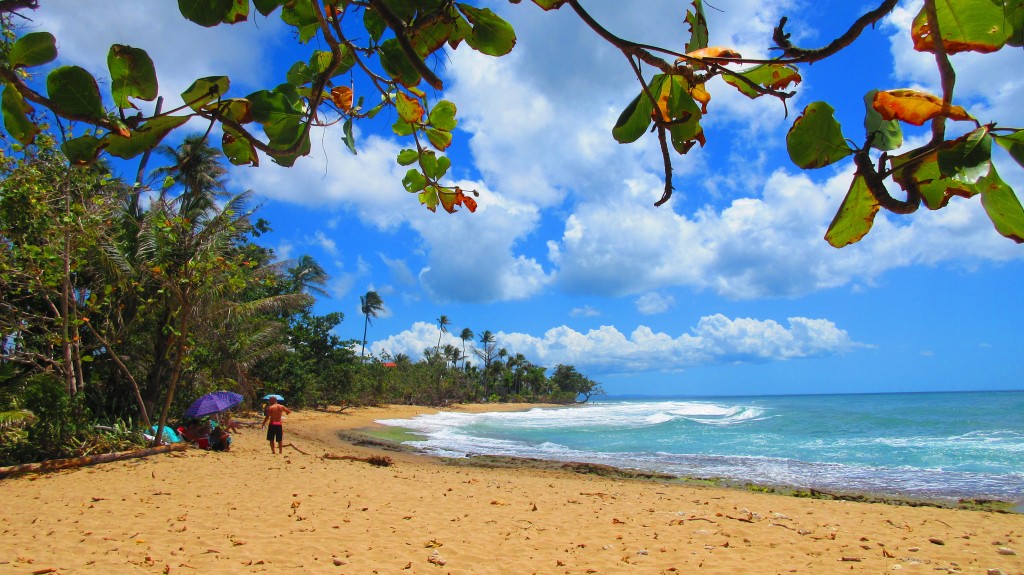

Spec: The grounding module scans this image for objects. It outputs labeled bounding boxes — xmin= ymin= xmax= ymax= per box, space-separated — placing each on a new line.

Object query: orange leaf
xmin=458 ymin=191 xmax=477 ymax=213
xmin=872 ymin=89 xmax=972 ymax=127
xmin=685 ymin=46 xmax=741 ymax=63
xmin=331 ymin=86 xmax=353 ymax=112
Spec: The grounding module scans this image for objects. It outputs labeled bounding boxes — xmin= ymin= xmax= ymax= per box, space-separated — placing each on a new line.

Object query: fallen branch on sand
xmin=322 ymin=453 xmax=394 ymax=467
xmin=0 ymin=443 xmax=188 ymax=479
xmin=282 ymin=442 xmax=311 ymax=455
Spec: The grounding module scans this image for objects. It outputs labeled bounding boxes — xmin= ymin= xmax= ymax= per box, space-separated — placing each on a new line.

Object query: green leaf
xmin=208 ymin=98 xmax=253 ymax=124
xmin=428 ymin=100 xmax=458 ymax=131
xmin=182 ymin=76 xmax=230 ymax=111
xmin=937 ymin=126 xmax=991 ymax=183
xmin=363 ymin=6 xmax=386 ymax=42
xmin=253 ymin=0 xmax=285 ymax=16
xmin=46 ymin=66 xmax=104 ymax=119
xmin=613 ymin=76 xmax=667 ymax=144
xmin=286 ymin=61 xmax=316 ymax=86
xmin=178 ymin=0 xmax=233 ymax=27
xmin=403 ymin=168 xmax=427 ymax=192
xmin=249 ymin=84 xmax=302 ymax=124
xmin=103 ymin=115 xmax=190 ymax=159
xmin=786 ymin=102 xmax=852 ymax=169
xmin=994 ymin=130 xmax=1024 ymax=168
xmin=396 ymin=91 xmax=425 ymax=123
xmin=891 ymin=151 xmax=979 ymax=210
xmin=426 ymin=127 xmax=452 ymax=151
xmin=8 ymin=32 xmax=57 ymax=68
xmin=282 ymin=0 xmax=319 ymax=43
xmin=397 ymin=149 xmax=419 ymax=166
xmin=911 ymin=0 xmax=1012 ymax=54
xmin=379 ymin=39 xmax=422 ymax=88
xmin=222 ymin=125 xmax=259 ymax=166
xmin=392 ymin=117 xmax=415 ymax=137
xmin=309 ymin=50 xmax=333 ymax=75
xmin=825 ymin=175 xmax=879 ymax=248
xmin=108 ymin=45 xmax=158 ymax=108
xmin=457 ymin=4 xmax=517 ymax=56
xmin=684 ymin=0 xmax=709 ymax=54
xmin=425 ymin=154 xmax=451 ymax=179
xmin=723 ymin=64 xmax=801 ymax=99
xmin=2 ymin=85 xmax=39 ymax=145
xmin=613 ymin=93 xmax=651 ymax=144
xmin=419 ymin=186 xmax=441 ymax=211
xmin=225 ymin=0 xmax=249 ymax=23
xmin=61 ymin=135 xmax=104 ymax=165
xmin=863 ymin=89 xmax=902 ymax=151
xmin=342 ymin=117 xmax=357 ymax=154
xmin=530 ymin=0 xmax=568 ymax=9
xmin=978 ymin=166 xmax=1024 ymax=243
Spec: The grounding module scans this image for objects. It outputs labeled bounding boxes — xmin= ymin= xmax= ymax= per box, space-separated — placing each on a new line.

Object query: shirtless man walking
xmin=261 ymin=396 xmax=292 ymax=454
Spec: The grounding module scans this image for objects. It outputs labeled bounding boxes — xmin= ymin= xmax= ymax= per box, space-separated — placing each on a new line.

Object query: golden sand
xmin=2 ymin=404 xmax=1022 ymax=574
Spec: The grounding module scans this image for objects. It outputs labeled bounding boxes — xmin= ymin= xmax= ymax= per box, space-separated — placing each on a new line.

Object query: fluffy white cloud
xmin=372 ymin=313 xmax=864 ymax=375
xmin=548 ymin=157 xmax=1023 ymax=300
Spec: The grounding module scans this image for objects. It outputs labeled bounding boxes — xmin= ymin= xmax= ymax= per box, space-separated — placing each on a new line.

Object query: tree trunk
xmin=0 ymin=443 xmax=187 ymax=479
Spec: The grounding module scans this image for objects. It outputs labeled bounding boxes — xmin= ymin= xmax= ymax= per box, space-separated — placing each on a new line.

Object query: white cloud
xmin=549 ymin=162 xmax=1023 ymax=300
xmin=372 ymin=313 xmax=864 ymax=375
xmin=570 ymin=306 xmax=601 ymax=318
xmin=635 ymin=292 xmax=675 ymax=315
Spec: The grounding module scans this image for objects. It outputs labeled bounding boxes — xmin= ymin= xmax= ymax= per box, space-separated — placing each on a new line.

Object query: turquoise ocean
xmin=377 ymin=391 xmax=1024 ymax=505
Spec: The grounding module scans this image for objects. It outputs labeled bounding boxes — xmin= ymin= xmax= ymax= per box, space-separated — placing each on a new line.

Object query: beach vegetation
xmin=1 ymin=1 xmax=1022 ymax=245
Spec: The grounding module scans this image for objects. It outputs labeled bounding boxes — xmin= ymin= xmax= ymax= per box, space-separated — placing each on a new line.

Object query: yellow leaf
xmin=872 ymin=89 xmax=971 ymax=127
xmin=690 ymin=83 xmax=710 ymax=114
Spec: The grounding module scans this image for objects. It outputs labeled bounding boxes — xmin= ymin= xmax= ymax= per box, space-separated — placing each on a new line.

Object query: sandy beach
xmin=3 ymin=404 xmax=1022 ymax=575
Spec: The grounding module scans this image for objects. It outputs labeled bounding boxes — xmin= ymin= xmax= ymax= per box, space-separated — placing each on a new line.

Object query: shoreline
xmin=3 ymin=404 xmax=1023 ymax=575
xmin=352 ymin=402 xmax=1024 ymax=514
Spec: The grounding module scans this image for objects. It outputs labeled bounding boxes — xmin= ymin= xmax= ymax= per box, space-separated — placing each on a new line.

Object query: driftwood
xmin=282 ymin=442 xmax=311 ymax=455
xmin=322 ymin=453 xmax=394 ymax=467
xmin=0 ymin=443 xmax=188 ymax=479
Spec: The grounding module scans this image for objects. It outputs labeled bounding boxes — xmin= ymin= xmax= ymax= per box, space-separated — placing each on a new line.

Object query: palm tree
xmin=459 ymin=327 xmax=473 ymax=370
xmin=155 ymin=134 xmax=228 ymax=217
xmin=360 ymin=290 xmax=384 ymax=358
xmin=286 ymin=255 xmax=329 ymax=298
xmin=435 ymin=315 xmax=450 ymax=357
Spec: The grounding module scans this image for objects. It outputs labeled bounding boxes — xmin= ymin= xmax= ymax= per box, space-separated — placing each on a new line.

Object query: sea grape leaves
xmin=978 ymin=166 xmax=1024 ymax=243
xmin=825 ymin=174 xmax=879 ymax=248
xmin=863 ymin=89 xmax=902 ymax=151
xmin=911 ymin=0 xmax=1013 ymax=54
xmin=891 ymin=151 xmax=978 ymax=210
xmin=457 ymin=4 xmax=517 ymax=56
xmin=103 ymin=115 xmax=190 ymax=159
xmin=722 ymin=63 xmax=802 ymax=99
xmin=108 ymin=45 xmax=158 ymax=109
xmin=2 ymin=85 xmax=39 ymax=145
xmin=872 ymin=89 xmax=972 ymax=126
xmin=178 ymin=0 xmax=234 ymax=27
xmin=613 ymin=75 xmax=667 ymax=144
xmin=222 ymin=125 xmax=259 ymax=166
xmin=685 ymin=0 xmax=709 ymax=54
xmin=46 ymin=66 xmax=105 ymax=121
xmin=786 ymin=102 xmax=852 ymax=169
xmin=994 ymin=130 xmax=1024 ymax=168
xmin=936 ymin=126 xmax=991 ymax=184
xmin=8 ymin=32 xmax=57 ymax=69
xmin=182 ymin=76 xmax=230 ymax=112
xmin=61 ymin=135 xmax=104 ymax=165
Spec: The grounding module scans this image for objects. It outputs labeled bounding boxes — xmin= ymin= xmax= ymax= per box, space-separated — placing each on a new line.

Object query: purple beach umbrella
xmin=184 ymin=391 xmax=244 ymax=419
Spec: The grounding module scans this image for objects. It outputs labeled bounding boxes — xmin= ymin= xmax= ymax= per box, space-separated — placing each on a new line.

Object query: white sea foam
xmin=375 ymin=395 xmax=1024 ymax=502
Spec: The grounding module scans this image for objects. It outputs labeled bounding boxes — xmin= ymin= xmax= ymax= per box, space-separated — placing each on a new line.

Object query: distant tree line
xmin=0 ymin=131 xmax=603 ymax=466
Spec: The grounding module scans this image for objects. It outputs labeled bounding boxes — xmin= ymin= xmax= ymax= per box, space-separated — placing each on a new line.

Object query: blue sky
xmin=29 ymin=0 xmax=1024 ymax=396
